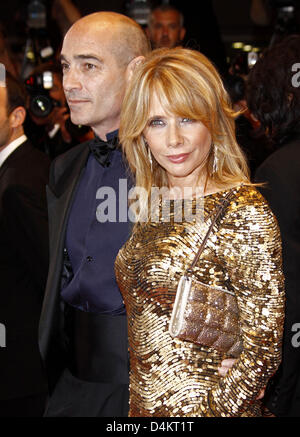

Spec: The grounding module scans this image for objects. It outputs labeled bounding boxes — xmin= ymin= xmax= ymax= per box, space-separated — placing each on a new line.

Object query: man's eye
xmin=84 ymin=63 xmax=96 ymax=70
xmin=61 ymin=63 xmax=69 ymax=72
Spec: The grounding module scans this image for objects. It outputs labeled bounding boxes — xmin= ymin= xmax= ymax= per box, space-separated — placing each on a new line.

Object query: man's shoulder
xmin=256 ymin=138 xmax=300 ymax=179
xmin=7 ymin=139 xmax=49 ymax=165
xmin=261 ymin=139 xmax=300 ymax=167
xmin=53 ymin=141 xmax=89 ymax=168
xmin=2 ymin=140 xmax=50 ymax=185
xmin=24 ymin=141 xmax=51 ymax=169
xmin=50 ymin=141 xmax=89 ymax=184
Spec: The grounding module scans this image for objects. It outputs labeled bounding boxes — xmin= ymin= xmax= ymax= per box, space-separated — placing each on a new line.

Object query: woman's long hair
xmin=119 ymin=48 xmax=250 ymax=222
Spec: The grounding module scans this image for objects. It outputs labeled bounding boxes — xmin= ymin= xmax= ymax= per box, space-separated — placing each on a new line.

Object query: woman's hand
xmin=218 ymin=359 xmax=265 ymax=400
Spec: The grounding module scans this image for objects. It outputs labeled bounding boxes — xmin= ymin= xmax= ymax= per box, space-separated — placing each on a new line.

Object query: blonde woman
xmin=115 ymin=48 xmax=285 ymax=417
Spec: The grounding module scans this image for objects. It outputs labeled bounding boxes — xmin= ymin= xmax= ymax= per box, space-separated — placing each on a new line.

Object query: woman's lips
xmin=67 ymin=99 xmax=90 ymax=105
xmin=166 ymin=153 xmax=190 ymax=163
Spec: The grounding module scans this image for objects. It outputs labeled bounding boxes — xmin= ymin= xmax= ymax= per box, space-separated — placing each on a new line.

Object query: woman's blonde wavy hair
xmin=119 ymin=47 xmax=250 ymax=222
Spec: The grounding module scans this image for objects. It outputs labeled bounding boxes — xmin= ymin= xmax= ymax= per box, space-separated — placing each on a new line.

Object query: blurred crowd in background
xmin=1 ymin=0 xmax=299 ymax=170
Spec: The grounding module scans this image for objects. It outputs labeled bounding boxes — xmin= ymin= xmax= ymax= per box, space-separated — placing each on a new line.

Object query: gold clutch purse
xmin=169 ymin=189 xmax=243 ymax=358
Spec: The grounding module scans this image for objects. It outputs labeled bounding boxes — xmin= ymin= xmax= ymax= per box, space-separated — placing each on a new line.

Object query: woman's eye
xmin=181 ymin=117 xmax=193 ymax=123
xmin=149 ymin=118 xmax=164 ymax=127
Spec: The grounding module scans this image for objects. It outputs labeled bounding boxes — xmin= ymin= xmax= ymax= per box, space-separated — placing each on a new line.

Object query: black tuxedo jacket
xmin=0 ymin=140 xmax=50 ymax=400
xmin=39 ymin=141 xmax=96 ymax=392
xmin=255 ymin=138 xmax=300 ymax=417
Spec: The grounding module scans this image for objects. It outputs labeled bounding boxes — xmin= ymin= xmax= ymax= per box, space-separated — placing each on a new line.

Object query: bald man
xmin=39 ymin=12 xmax=150 ymax=417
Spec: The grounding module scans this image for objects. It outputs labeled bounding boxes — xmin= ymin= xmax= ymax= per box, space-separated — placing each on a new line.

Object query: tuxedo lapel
xmin=39 ymin=143 xmax=90 ymax=362
xmin=0 ymin=161 xmax=9 ymax=182
xmin=47 ymin=143 xmax=90 ymax=258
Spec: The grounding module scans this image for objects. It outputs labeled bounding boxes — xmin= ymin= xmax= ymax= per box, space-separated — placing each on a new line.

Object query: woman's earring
xmin=144 ymin=137 xmax=153 ymax=170
xmin=212 ymin=144 xmax=219 ymax=174
xmin=147 ymin=146 xmax=153 ymax=170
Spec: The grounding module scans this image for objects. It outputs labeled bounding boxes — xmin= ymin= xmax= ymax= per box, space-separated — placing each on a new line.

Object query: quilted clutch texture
xmin=169 ymin=275 xmax=243 ymax=357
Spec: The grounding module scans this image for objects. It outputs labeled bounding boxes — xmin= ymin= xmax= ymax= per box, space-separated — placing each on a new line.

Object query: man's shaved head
xmin=67 ymin=12 xmax=150 ymax=66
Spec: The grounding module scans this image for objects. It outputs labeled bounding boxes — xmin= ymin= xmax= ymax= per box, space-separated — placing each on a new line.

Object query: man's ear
xmin=125 ymin=56 xmax=145 ymax=83
xmin=180 ymin=27 xmax=186 ymax=43
xmin=9 ymin=106 xmax=26 ymax=128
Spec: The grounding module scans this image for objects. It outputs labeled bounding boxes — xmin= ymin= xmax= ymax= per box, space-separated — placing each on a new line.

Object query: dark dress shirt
xmin=61 ymin=132 xmax=132 ymax=314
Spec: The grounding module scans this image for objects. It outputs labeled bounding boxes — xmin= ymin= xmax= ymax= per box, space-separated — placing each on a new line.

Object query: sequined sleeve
xmin=192 ymin=189 xmax=285 ymax=417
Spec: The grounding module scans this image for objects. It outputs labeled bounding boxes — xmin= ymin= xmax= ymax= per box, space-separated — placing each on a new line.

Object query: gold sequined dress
xmin=115 ymin=185 xmax=285 ymax=417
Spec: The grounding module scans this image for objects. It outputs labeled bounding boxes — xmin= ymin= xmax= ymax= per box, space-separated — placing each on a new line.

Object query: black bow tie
xmin=89 ymin=135 xmax=119 ymax=167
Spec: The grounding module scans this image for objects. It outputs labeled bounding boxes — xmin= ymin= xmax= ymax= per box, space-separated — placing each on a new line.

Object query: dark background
xmin=0 ymin=0 xmax=276 ymax=55
xmin=1 ymin=1 xmax=300 ymax=76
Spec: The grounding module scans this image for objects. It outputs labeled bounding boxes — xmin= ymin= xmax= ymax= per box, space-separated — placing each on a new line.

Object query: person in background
xmin=0 ymin=72 xmax=50 ymax=416
xmin=0 ymin=26 xmax=18 ymax=77
xmin=24 ymin=62 xmax=93 ymax=159
xmin=116 ymin=47 xmax=285 ymax=417
xmin=248 ymin=34 xmax=300 ymax=417
xmin=146 ymin=4 xmax=186 ymax=49
xmin=250 ymin=0 xmax=271 ymax=26
xmin=51 ymin=0 xmax=82 ymax=38
xmin=223 ymin=73 xmax=273 ymax=178
xmin=38 ymin=12 xmax=150 ymax=417
xmin=219 ymin=33 xmax=300 ymax=417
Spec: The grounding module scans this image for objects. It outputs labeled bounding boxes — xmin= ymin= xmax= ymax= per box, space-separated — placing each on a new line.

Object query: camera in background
xmin=24 ymin=66 xmax=91 ymax=159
